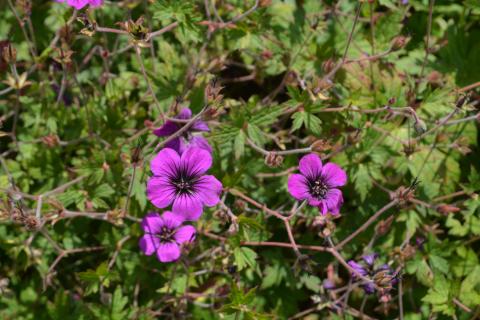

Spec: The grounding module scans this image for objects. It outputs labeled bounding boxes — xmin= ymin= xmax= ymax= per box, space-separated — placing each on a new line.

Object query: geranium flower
xmin=147 ymin=147 xmax=222 ymax=220
xmin=154 ymin=107 xmax=211 ymax=154
xmin=139 ymin=211 xmax=195 ymax=263
xmin=287 ymin=154 xmax=347 ymax=215
xmin=55 ymin=0 xmax=103 ymax=10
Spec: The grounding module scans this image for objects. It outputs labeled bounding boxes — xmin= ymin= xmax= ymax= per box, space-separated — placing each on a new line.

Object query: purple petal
xmin=348 ymin=260 xmax=368 ymax=277
xmin=172 ymin=193 xmax=203 ymax=221
xmin=322 ymin=163 xmax=347 ymax=187
xmin=153 ymin=121 xmax=178 ymax=137
xmin=362 ymin=253 xmax=378 ymax=266
xmin=150 ymin=148 xmax=180 ymax=176
xmin=161 ymin=211 xmax=184 ymax=229
xmin=140 ymin=212 xmax=164 ymax=233
xmin=308 ymin=197 xmax=322 ymax=206
xmin=362 ymin=283 xmax=376 ymax=294
xmin=88 ymin=0 xmax=103 ymax=6
xmin=165 ymin=137 xmax=183 ymax=154
xmin=195 ymin=175 xmax=222 ymax=206
xmin=325 ymin=189 xmax=343 ymax=213
xmin=323 ymin=279 xmax=335 ymax=290
xmin=299 ymin=154 xmax=323 ymax=179
xmin=333 ymin=192 xmax=344 ymax=215
xmin=66 ymin=0 xmax=89 ymax=9
xmin=174 ymin=225 xmax=196 ymax=244
xmin=191 ymin=120 xmax=209 ymax=132
xmin=318 ymin=200 xmax=328 ymax=215
xmin=156 ymin=242 xmax=181 ymax=262
xmin=287 ymin=174 xmax=310 ymax=200
xmin=189 ymin=136 xmax=212 ymax=153
xmin=181 ymin=147 xmax=212 ymax=176
xmin=177 ymin=108 xmax=192 ymax=120
xmin=139 ymin=234 xmax=160 ymax=256
xmin=147 ymin=177 xmax=176 ymax=209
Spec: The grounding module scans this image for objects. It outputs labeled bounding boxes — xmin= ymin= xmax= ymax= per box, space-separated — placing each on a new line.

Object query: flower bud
xmin=227 ymin=222 xmax=239 ymax=235
xmin=1 ymin=43 xmax=16 ymax=64
xmin=322 ymin=58 xmax=336 ymax=74
xmin=375 ymin=215 xmax=394 ymax=236
xmin=264 ymin=153 xmax=284 ymax=168
xmin=414 ymin=119 xmax=427 ymax=135
xmin=41 ymin=134 xmax=60 ymax=148
xmin=259 ymin=0 xmax=272 ymax=7
xmin=436 ymin=204 xmax=461 ymax=215
xmin=391 ymin=36 xmax=409 ymax=51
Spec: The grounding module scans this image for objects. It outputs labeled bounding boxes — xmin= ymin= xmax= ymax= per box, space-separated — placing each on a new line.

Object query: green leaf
xmin=234 ymin=247 xmax=258 ymax=271
xmin=234 ymin=130 xmax=246 ymax=159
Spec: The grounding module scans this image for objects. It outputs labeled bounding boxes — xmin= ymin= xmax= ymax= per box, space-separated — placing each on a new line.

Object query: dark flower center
xmin=156 ymin=226 xmax=176 ymax=243
xmin=309 ymin=179 xmax=329 ymax=199
xmin=169 ymin=165 xmax=199 ymax=196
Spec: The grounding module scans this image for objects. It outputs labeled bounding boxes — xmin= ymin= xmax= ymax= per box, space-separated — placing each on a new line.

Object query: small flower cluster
xmin=55 ymin=0 xmax=103 ymax=10
xmin=347 ymin=254 xmax=398 ymax=297
xmin=140 ymin=108 xmax=222 ymax=262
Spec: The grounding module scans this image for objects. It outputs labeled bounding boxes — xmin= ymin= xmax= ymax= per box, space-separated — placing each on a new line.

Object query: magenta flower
xmin=55 ymin=0 xmax=102 ymax=10
xmin=147 ymin=147 xmax=222 ymax=220
xmin=287 ymin=154 xmax=347 ymax=215
xmin=139 ymin=211 xmax=195 ymax=263
xmin=154 ymin=108 xmax=211 ymax=155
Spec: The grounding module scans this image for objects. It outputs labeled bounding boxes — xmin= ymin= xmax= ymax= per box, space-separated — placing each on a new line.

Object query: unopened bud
xmin=375 ymin=215 xmax=394 ymax=236
xmin=322 ymin=58 xmax=336 ymax=74
xmin=2 ymin=43 xmax=16 ymax=64
xmin=265 ymin=153 xmax=284 ymax=168
xmin=41 ymin=134 xmax=60 ymax=148
xmin=414 ymin=119 xmax=427 ymax=135
xmin=259 ymin=0 xmax=272 ymax=7
xmin=227 ymin=222 xmax=239 ymax=235
xmin=436 ymin=204 xmax=461 ymax=215
xmin=391 ymin=36 xmax=408 ymax=51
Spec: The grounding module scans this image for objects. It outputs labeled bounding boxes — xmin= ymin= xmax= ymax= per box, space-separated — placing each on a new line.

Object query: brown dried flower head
xmin=265 ymin=153 xmax=284 ymax=168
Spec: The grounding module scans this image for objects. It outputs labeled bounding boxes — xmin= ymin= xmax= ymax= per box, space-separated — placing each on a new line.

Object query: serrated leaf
xmin=234 ymin=247 xmax=257 ymax=271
